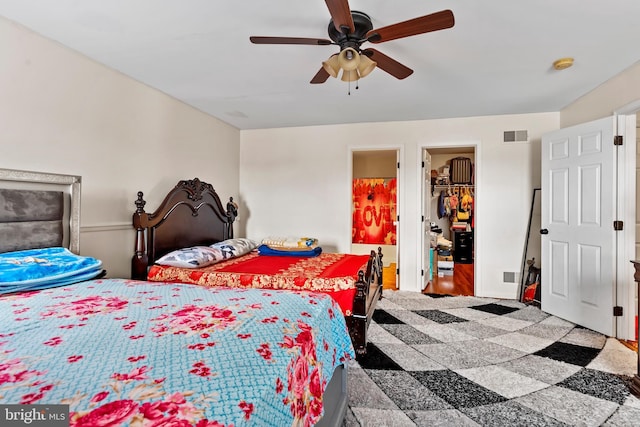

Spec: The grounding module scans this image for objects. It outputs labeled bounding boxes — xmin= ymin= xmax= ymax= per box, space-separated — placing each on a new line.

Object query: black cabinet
xmin=454 ymin=231 xmax=473 ymax=263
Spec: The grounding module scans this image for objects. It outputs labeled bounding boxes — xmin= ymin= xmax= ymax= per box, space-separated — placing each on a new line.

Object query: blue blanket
xmin=0 ymin=247 xmax=103 ymax=294
xmin=258 ymin=244 xmax=322 ymax=257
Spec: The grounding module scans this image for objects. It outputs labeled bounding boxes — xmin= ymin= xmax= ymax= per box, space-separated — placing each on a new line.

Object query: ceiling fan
xmin=249 ymin=0 xmax=455 ymax=84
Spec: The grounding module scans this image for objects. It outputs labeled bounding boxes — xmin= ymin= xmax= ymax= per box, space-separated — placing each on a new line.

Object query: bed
xmin=130 ymin=178 xmax=383 ymax=356
xmin=0 ymin=168 xmax=354 ymax=427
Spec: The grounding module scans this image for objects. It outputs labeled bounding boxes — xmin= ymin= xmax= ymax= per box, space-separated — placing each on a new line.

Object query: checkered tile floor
xmin=343 ymin=291 xmax=640 ymax=426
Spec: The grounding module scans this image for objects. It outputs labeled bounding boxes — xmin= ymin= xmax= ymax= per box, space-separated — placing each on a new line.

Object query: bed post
xmin=131 ymin=191 xmax=148 ymax=280
xmin=226 ymin=197 xmax=238 ymax=239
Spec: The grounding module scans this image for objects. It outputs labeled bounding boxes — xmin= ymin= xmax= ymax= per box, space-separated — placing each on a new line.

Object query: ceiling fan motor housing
xmin=328 ymin=10 xmax=373 ymax=52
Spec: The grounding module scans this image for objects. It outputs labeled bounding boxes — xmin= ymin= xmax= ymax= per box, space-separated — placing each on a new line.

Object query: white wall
xmin=561 ymin=60 xmax=640 ymax=127
xmin=0 ymin=17 xmax=241 ymax=278
xmin=352 ymin=151 xmax=397 ymax=178
xmin=240 ymin=113 xmax=559 ymax=298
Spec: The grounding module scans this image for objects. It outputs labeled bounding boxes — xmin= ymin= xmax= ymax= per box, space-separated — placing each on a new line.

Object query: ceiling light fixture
xmin=322 ymin=47 xmax=378 ymax=90
xmin=553 ymin=57 xmax=574 ymax=70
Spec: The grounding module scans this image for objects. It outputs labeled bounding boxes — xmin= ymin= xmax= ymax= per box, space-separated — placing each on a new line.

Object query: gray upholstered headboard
xmin=0 ymin=168 xmax=81 ymax=254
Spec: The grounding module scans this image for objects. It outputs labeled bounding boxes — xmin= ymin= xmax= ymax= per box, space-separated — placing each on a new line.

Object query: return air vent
xmin=503 ymin=271 xmax=518 ymax=283
xmin=503 ymin=130 xmax=529 ymax=143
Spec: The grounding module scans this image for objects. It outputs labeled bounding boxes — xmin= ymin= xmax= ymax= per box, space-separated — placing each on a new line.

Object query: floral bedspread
xmin=0 ymin=278 xmax=355 ymax=426
xmin=148 ymin=252 xmax=372 ymax=316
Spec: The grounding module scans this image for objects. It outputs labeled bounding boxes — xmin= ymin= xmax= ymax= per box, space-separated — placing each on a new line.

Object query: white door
xmin=422 ymin=150 xmax=432 ymax=290
xmin=541 ymin=116 xmax=617 ymax=336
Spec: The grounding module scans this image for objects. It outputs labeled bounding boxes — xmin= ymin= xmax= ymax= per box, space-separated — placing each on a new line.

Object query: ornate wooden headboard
xmin=0 ymin=168 xmax=81 ymax=254
xmin=131 ymin=178 xmax=237 ymax=279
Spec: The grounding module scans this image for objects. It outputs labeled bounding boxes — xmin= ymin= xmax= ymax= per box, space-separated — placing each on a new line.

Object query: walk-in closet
xmin=423 ymin=148 xmax=475 ymax=296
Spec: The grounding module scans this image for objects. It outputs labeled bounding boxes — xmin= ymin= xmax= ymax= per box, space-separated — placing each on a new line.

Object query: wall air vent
xmin=503 ymin=271 xmax=518 ymax=283
xmin=503 ymin=130 xmax=529 ymax=143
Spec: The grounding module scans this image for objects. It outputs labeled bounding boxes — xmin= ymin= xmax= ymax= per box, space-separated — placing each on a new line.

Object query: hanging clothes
xmin=460 ymin=187 xmax=473 ymax=212
xmin=444 ymin=191 xmax=452 ymax=217
xmin=437 ymin=190 xmax=446 ymax=219
xmin=448 ymin=191 xmax=459 ymax=211
xmin=456 ymin=187 xmax=473 ymax=222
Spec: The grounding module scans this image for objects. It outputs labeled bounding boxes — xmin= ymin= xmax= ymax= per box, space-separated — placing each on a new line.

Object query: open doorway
xmin=351 ymin=149 xmax=399 ymax=290
xmin=422 ymin=146 xmax=476 ymax=296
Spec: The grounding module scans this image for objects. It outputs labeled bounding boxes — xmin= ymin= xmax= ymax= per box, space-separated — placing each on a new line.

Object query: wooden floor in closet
xmin=423 ymin=262 xmax=474 ymax=296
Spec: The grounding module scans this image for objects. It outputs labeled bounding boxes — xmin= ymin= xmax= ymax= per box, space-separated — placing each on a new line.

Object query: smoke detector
xmin=553 ymin=57 xmax=574 ymax=70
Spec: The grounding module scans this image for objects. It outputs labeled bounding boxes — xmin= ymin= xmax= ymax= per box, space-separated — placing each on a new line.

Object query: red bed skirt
xmin=147 ymin=252 xmax=371 ymax=316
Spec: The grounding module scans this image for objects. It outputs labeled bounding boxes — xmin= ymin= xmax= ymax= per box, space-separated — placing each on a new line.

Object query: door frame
xmin=421 ymin=150 xmax=432 ymax=290
xmin=613 ymin=101 xmax=638 ymax=340
xmin=349 ymin=145 xmax=403 ymax=287
xmin=418 ymin=141 xmax=480 ymax=295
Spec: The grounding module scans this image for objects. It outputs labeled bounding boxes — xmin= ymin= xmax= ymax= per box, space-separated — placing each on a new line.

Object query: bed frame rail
xmin=348 ymin=247 xmax=383 ymax=355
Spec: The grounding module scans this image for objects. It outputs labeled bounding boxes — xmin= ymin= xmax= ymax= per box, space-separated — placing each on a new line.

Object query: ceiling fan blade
xmin=310 ymin=67 xmax=331 ymax=84
xmin=366 ymin=9 xmax=454 ymax=43
xmin=363 ymin=48 xmax=413 ymax=79
xmin=324 ymin=0 xmax=355 ymax=34
xmin=250 ymin=36 xmax=333 ymax=45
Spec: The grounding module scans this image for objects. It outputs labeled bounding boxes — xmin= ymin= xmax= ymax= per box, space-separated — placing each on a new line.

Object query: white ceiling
xmin=2 ymin=0 xmax=640 ymax=130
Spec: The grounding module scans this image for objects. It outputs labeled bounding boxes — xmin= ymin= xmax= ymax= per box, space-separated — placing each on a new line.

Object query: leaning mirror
xmin=518 ymin=188 xmax=541 ymax=305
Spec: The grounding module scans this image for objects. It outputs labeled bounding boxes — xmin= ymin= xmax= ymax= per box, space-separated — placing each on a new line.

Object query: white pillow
xmin=210 ymin=238 xmax=258 ymax=260
xmin=156 ymin=246 xmax=224 ymax=268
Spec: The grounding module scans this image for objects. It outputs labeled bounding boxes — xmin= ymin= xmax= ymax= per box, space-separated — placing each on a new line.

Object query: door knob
xmin=540 ymin=229 xmax=549 ymax=235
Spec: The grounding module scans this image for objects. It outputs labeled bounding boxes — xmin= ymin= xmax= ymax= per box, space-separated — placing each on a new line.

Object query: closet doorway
xmin=422 ymin=146 xmax=476 ymax=296
xmin=351 ymin=149 xmax=399 ymax=290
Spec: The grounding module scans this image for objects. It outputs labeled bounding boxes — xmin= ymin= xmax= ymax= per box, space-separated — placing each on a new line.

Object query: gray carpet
xmin=343 ymin=291 xmax=640 ymax=426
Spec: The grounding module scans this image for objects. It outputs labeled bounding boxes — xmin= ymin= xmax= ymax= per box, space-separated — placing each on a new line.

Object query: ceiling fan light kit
xmin=323 ymin=49 xmax=376 ymax=81
xmin=250 ymin=0 xmax=455 ymax=87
